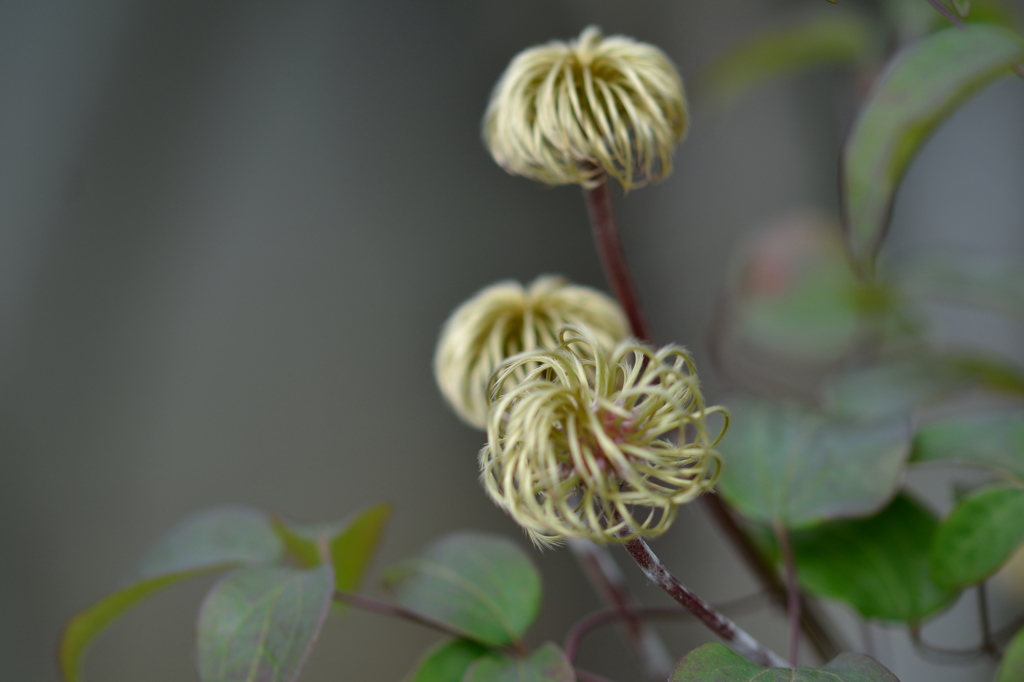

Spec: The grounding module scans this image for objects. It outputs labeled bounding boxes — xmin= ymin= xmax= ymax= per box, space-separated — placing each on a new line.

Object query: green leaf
xmin=464 ymin=643 xmax=574 ymax=682
xmin=59 ymin=506 xmax=284 ymax=682
xmin=842 ymin=25 xmax=1024 ymax=273
xmin=409 ymin=639 xmax=495 ymax=682
xmin=997 ymin=627 xmax=1024 ymax=682
xmin=718 ymin=398 xmax=909 ymax=528
xmin=791 ymin=494 xmax=958 ymax=622
xmin=912 ymin=412 xmax=1024 ymax=479
xmin=706 ymin=13 xmax=876 ymax=104
xmin=671 ymin=642 xmax=900 ymax=681
xmin=930 ymin=484 xmax=1024 ymax=589
xmin=273 ymin=503 xmax=391 ymax=592
xmin=196 ymin=564 xmax=334 ymax=682
xmin=953 ymin=0 xmax=972 ymax=17
xmin=896 ymin=252 xmax=1024 ymax=322
xmin=383 ymin=532 xmax=541 ymax=647
xmin=727 ymin=214 xmax=887 ymax=363
xmin=824 ymin=355 xmax=1024 ymax=420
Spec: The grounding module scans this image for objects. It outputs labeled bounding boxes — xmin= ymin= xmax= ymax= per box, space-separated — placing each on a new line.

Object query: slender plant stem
xmin=774 ymin=521 xmax=801 ymax=666
xmin=926 ymin=0 xmax=967 ymax=27
xmin=333 ymin=591 xmax=528 ymax=656
xmin=583 ymin=183 xmax=652 ymax=343
xmin=977 ymin=583 xmax=999 ymax=655
xmin=581 ymin=178 xmax=841 ymax=661
xmin=623 ymin=536 xmax=788 ymax=667
xmin=564 ymin=593 xmax=769 ymax=662
xmin=568 ymin=539 xmax=675 ymax=681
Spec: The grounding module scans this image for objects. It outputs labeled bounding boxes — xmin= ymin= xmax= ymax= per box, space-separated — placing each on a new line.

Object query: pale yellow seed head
xmin=480 ymin=326 xmax=725 ymax=546
xmin=483 ymin=26 xmax=689 ymax=190
xmin=435 ymin=276 xmax=629 ymax=429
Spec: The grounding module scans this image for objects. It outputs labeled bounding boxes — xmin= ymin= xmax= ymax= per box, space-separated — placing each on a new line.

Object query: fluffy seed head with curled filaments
xmin=435 ymin=276 xmax=629 ymax=429
xmin=480 ymin=326 xmax=725 ymax=546
xmin=483 ymin=26 xmax=689 ymax=190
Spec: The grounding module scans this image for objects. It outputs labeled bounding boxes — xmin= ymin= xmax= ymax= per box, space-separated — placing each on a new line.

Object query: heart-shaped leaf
xmin=706 ymin=13 xmax=876 ymax=105
xmin=196 ymin=564 xmax=334 ymax=682
xmin=930 ymin=484 xmax=1024 ymax=589
xmin=464 ymin=643 xmax=575 ymax=682
xmin=273 ymin=503 xmax=391 ymax=592
xmin=383 ymin=532 xmax=541 ymax=647
xmin=791 ymin=494 xmax=958 ymax=623
xmin=409 ymin=639 xmax=495 ymax=682
xmin=718 ymin=398 xmax=909 ymax=528
xmin=842 ymin=25 xmax=1024 ymax=273
xmin=997 ymin=626 xmax=1024 ymax=682
xmin=60 ymin=506 xmax=284 ymax=682
xmin=912 ymin=412 xmax=1024 ymax=479
xmin=672 ymin=643 xmax=900 ymax=681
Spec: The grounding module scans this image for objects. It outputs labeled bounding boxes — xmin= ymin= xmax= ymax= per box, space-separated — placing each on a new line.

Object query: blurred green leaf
xmin=912 ymin=412 xmax=1024 ymax=479
xmin=273 ymin=503 xmax=391 ymax=592
xmin=791 ymin=494 xmax=958 ymax=622
xmin=953 ymin=0 xmax=972 ymax=16
xmin=842 ymin=25 xmax=1024 ymax=273
xmin=728 ymin=212 xmax=889 ymax=363
xmin=196 ymin=564 xmax=334 ymax=682
xmin=997 ymin=627 xmax=1024 ymax=682
xmin=59 ymin=506 xmax=284 ymax=682
xmin=706 ymin=14 xmax=875 ymax=104
xmin=671 ymin=643 xmax=900 ymax=681
xmin=464 ymin=643 xmax=574 ymax=682
xmin=896 ymin=252 xmax=1024 ymax=321
xmin=930 ymin=484 xmax=1024 ymax=589
xmin=409 ymin=639 xmax=495 ymax=682
xmin=718 ymin=398 xmax=909 ymax=528
xmin=383 ymin=532 xmax=541 ymax=647
xmin=824 ymin=355 xmax=1024 ymax=420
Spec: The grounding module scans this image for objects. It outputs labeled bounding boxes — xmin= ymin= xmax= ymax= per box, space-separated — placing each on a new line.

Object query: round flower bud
xmin=480 ymin=326 xmax=724 ymax=546
xmin=435 ymin=276 xmax=628 ymax=429
xmin=483 ymin=26 xmax=689 ymax=190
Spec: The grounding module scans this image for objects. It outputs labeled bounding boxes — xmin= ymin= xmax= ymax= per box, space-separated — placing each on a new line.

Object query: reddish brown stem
xmin=774 ymin=522 xmax=801 ymax=666
xmin=568 ymin=539 xmax=674 ymax=681
xmin=623 ymin=537 xmax=788 ymax=667
xmin=584 ymin=183 xmax=652 ymax=343
xmin=581 ymin=178 xmax=841 ymax=662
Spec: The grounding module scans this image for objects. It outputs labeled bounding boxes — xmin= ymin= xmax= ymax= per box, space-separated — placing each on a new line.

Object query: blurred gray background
xmin=2 ymin=1 xmax=1023 ymax=681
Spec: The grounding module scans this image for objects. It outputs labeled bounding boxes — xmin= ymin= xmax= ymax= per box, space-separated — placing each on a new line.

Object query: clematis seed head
xmin=483 ymin=26 xmax=689 ymax=190
xmin=480 ymin=326 xmax=724 ymax=546
xmin=435 ymin=276 xmax=629 ymax=429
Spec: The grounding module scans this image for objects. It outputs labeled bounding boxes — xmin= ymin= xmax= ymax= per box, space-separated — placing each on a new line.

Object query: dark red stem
xmin=774 ymin=522 xmax=801 ymax=666
xmin=623 ymin=537 xmax=787 ymax=667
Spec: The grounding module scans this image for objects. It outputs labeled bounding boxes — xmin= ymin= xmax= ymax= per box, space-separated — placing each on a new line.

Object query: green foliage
xmin=912 ymin=412 xmax=1024 ymax=479
xmin=718 ymin=398 xmax=909 ymax=528
xmin=408 ymin=639 xmax=495 ymax=682
xmin=705 ymin=12 xmax=876 ymax=104
xmin=383 ymin=531 xmax=541 ymax=647
xmin=273 ymin=503 xmax=391 ymax=592
xmin=59 ymin=506 xmax=284 ymax=682
xmin=825 ymin=355 xmax=1024 ymax=419
xmin=463 ymin=643 xmax=575 ymax=682
xmin=997 ymin=627 xmax=1024 ymax=682
xmin=929 ymin=484 xmax=1024 ymax=589
xmin=791 ymin=495 xmax=958 ymax=623
xmin=842 ymin=25 xmax=1024 ymax=273
xmin=196 ymin=565 xmax=335 ymax=682
xmin=671 ymin=643 xmax=900 ymax=681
